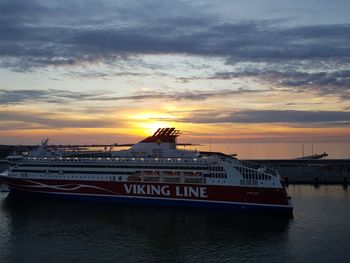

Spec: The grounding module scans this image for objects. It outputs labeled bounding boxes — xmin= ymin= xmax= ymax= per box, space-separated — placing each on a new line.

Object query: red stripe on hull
xmin=4 ymin=177 xmax=290 ymax=206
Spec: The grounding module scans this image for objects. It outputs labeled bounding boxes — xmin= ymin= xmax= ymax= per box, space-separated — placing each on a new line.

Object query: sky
xmin=0 ymin=0 xmax=350 ymax=145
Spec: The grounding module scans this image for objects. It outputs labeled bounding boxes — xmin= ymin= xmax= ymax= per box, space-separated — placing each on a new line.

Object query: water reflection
xmin=0 ymin=193 xmax=291 ymax=262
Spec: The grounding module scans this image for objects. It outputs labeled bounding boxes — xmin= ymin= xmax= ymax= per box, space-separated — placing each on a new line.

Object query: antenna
xmin=302 ymin=144 xmax=304 ymax=157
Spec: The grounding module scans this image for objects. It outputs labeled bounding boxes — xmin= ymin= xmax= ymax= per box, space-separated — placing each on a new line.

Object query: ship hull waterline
xmin=2 ymin=177 xmax=293 ymax=215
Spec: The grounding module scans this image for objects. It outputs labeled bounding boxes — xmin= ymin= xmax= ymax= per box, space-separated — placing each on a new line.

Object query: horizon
xmin=2 ymin=140 xmax=350 ymax=159
xmin=1 ymin=0 xmax=350 ymax=145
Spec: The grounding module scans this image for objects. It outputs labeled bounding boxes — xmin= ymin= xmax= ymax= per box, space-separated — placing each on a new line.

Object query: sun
xmin=131 ymin=112 xmax=175 ymax=136
xmin=137 ymin=121 xmax=174 ymax=136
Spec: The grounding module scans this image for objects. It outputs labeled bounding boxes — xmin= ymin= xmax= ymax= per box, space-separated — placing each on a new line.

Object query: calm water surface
xmin=87 ymin=142 xmax=350 ymax=159
xmin=0 ymin=185 xmax=349 ymax=263
xmin=195 ymin=143 xmax=350 ymax=159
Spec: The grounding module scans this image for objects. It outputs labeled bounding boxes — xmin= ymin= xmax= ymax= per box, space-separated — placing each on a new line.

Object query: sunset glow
xmin=1 ymin=0 xmax=350 ymax=146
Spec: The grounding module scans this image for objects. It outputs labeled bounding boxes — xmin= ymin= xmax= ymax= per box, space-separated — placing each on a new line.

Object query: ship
xmin=295 ymin=152 xmax=328 ymax=160
xmin=0 ymin=128 xmax=293 ymax=215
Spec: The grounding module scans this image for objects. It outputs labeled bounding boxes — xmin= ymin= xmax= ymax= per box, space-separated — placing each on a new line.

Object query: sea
xmin=0 ymin=143 xmax=350 ymax=263
xmin=188 ymin=142 xmax=350 ymax=159
xmin=90 ymin=142 xmax=350 ymax=159
xmin=0 ymin=184 xmax=349 ymax=263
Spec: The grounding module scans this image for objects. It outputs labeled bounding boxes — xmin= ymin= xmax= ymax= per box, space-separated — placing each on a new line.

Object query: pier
xmin=249 ymin=159 xmax=350 ymax=185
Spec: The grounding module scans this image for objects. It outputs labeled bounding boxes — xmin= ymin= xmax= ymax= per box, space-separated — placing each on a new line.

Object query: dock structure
xmin=248 ymin=159 xmax=350 ymax=185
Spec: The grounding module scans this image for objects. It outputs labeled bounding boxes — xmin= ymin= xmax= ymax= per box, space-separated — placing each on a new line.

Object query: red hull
xmin=3 ymin=177 xmax=290 ymax=207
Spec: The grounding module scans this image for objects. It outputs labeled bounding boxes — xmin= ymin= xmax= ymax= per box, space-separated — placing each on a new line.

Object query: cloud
xmin=173 ymin=110 xmax=350 ymax=125
xmin=0 ymin=89 xmax=110 ymax=104
xmin=98 ymin=88 xmax=265 ymax=102
xmin=209 ymin=68 xmax=350 ymax=101
xmin=64 ymin=70 xmax=167 ymax=79
xmin=1 ymin=1 xmax=350 ymax=71
xmin=275 ymin=70 xmax=350 ymax=100
xmin=0 ymin=110 xmax=113 ymax=129
xmin=0 ymin=87 xmax=265 ymax=105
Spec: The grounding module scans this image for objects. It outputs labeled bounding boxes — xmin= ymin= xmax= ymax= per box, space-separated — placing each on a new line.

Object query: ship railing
xmin=238 ymin=161 xmax=279 ymax=177
xmin=23 ymin=156 xmax=207 ymax=164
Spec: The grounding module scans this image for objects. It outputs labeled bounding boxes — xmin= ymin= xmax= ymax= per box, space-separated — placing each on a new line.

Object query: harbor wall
xmin=249 ymin=159 xmax=350 ymax=185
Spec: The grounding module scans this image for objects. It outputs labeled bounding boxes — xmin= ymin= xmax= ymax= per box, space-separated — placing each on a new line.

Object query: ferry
xmin=0 ymin=128 xmax=293 ymax=215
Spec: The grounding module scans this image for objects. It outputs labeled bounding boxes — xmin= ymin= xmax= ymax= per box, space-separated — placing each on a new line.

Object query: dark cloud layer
xmin=101 ymin=88 xmax=264 ymax=102
xmin=211 ymin=69 xmax=350 ymax=101
xmin=0 ymin=88 xmax=263 ymax=105
xmin=0 ymin=111 xmax=112 ymax=129
xmin=0 ymin=89 xmax=108 ymax=104
xmin=1 ymin=1 xmax=350 ymax=71
xmin=2 ymin=108 xmax=349 ymax=131
xmin=176 ymin=110 xmax=350 ymax=125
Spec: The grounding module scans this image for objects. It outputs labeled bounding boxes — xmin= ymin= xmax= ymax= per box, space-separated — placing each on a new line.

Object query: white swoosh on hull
xmin=21 ymin=179 xmax=121 ymax=195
